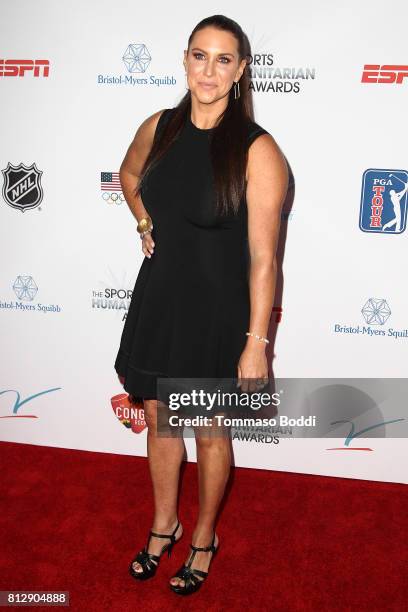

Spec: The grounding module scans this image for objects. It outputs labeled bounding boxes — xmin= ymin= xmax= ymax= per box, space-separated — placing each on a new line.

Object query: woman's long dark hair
xmin=134 ymin=14 xmax=255 ymax=217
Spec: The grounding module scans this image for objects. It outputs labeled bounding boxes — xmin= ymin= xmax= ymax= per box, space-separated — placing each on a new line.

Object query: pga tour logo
xmin=359 ymin=169 xmax=407 ymax=234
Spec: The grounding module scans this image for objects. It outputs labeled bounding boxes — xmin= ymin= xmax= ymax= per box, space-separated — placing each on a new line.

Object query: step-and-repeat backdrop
xmin=1 ymin=1 xmax=407 ymax=484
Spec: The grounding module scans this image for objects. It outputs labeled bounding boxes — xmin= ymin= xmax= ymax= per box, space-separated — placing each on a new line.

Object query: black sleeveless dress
xmin=114 ymin=107 xmax=269 ymax=400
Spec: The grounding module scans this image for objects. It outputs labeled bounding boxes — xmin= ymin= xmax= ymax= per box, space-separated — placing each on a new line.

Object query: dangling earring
xmin=233 ymin=80 xmax=240 ymax=99
xmin=185 ymin=72 xmax=189 ymax=90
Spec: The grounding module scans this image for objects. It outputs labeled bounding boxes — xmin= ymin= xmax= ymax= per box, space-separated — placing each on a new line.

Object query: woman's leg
xmin=132 ymin=398 xmax=185 ymax=573
xmin=169 ymin=423 xmax=230 ymax=586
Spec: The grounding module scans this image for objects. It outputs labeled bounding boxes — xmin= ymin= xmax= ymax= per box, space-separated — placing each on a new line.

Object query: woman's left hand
xmin=237 ymin=341 xmax=269 ymax=393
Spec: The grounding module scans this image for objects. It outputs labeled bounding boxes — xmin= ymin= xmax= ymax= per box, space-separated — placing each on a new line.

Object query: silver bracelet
xmin=139 ymin=227 xmax=153 ymax=240
xmin=246 ymin=331 xmax=269 ymax=344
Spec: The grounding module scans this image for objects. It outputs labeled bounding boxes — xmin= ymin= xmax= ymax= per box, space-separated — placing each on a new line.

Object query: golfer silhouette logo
xmin=383 ymin=175 xmax=408 ymax=232
xmin=359 ymin=168 xmax=407 ymax=234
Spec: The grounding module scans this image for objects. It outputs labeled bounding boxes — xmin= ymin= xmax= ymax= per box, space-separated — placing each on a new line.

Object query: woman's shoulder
xmin=136 ymin=107 xmax=175 ymax=145
xmin=246 ymin=118 xmax=271 ymax=148
xmin=155 ymin=107 xmax=176 ymax=124
xmin=245 ymin=118 xmax=288 ymax=187
xmin=151 ymin=107 xmax=177 ymax=142
xmin=156 ymin=106 xmax=177 ymax=126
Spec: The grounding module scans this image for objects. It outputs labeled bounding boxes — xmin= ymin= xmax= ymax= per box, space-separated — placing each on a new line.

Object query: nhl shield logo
xmin=1 ymin=162 xmax=44 ymax=212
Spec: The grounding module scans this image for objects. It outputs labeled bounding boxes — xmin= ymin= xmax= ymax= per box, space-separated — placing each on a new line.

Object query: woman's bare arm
xmin=119 ymin=108 xmax=166 ymax=222
xmin=238 ymin=132 xmax=289 ymax=389
xmin=119 ymin=109 xmax=166 ymax=258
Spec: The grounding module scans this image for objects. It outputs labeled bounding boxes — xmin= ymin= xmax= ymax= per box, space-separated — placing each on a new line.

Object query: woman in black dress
xmin=114 ymin=14 xmax=288 ymax=595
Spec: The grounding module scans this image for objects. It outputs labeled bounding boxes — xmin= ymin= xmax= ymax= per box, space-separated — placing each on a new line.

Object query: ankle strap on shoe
xmin=190 ymin=531 xmax=216 ymax=553
xmin=150 ymin=519 xmax=180 ymax=543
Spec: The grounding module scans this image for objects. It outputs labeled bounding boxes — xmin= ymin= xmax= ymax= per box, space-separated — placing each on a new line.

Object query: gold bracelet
xmin=246 ymin=331 xmax=269 ymax=344
xmin=136 ymin=216 xmax=153 ymax=234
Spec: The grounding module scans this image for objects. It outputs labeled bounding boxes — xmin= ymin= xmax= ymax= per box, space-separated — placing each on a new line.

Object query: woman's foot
xmin=169 ymin=531 xmax=219 ymax=589
xmin=131 ymin=518 xmax=183 ymax=575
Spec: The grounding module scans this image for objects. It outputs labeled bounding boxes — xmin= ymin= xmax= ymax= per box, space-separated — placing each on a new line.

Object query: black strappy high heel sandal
xmin=169 ymin=531 xmax=219 ymax=595
xmin=129 ymin=519 xmax=182 ymax=581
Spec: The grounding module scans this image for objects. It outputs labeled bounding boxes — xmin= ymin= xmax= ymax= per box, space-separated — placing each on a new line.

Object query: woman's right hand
xmin=141 ymin=231 xmax=155 ymax=258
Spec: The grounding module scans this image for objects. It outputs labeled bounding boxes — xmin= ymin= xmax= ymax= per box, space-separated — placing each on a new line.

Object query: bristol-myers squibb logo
xmin=334 ymin=297 xmax=408 ymax=340
xmin=97 ymin=44 xmax=176 ymax=87
xmin=359 ymin=168 xmax=407 ymax=234
xmin=0 ymin=275 xmax=62 ymax=314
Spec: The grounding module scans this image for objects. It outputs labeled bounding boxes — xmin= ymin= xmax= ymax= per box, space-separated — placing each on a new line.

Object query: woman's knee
xmin=143 ymin=399 xmax=158 ymax=430
xmin=195 ymin=429 xmax=230 ymax=450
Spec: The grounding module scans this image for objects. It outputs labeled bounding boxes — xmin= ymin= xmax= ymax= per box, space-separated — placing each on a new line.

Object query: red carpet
xmin=0 ymin=441 xmax=406 ymax=611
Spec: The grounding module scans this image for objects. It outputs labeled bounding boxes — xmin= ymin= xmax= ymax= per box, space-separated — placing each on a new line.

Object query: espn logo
xmin=361 ymin=64 xmax=408 ymax=84
xmin=0 ymin=59 xmax=50 ymax=77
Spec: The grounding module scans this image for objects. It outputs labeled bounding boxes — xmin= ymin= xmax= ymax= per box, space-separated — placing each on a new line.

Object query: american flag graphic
xmin=101 ymin=171 xmax=121 ymax=191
